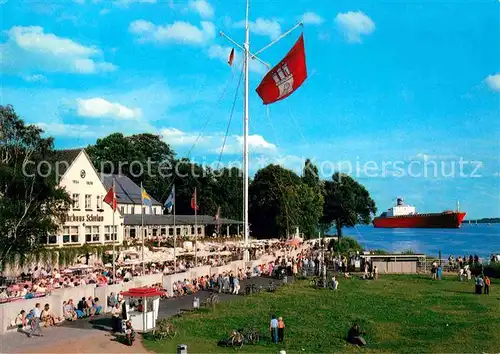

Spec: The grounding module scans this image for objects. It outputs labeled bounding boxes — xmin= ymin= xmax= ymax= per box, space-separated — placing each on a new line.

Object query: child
xmin=484 ymin=276 xmax=491 ymax=295
xmin=125 ymin=320 xmax=136 ymax=345
xmin=278 ymin=317 xmax=285 ymax=343
xmin=269 ymin=314 xmax=278 ymax=344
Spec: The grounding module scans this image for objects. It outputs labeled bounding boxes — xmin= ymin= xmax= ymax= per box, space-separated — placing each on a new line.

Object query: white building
xmin=47 ymin=149 xmax=243 ymax=247
xmin=46 ymin=149 xmax=124 ymax=247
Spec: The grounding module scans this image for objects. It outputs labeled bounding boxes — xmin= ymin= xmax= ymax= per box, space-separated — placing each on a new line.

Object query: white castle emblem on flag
xmin=272 ymin=62 xmax=294 ymax=99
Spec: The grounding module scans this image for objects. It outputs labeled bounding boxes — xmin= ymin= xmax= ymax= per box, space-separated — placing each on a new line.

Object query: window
xmin=72 ymin=194 xmax=80 ymax=209
xmin=85 ymin=226 xmax=92 ymax=242
xmin=198 ymin=227 xmax=202 ymax=235
xmin=161 ymin=228 xmax=166 ymax=236
xmin=85 ymin=194 xmax=92 ymax=210
xmin=168 ymin=228 xmax=173 ymax=236
xmin=120 ymin=206 xmax=125 ymax=214
xmin=92 ymin=226 xmax=100 ymax=242
xmin=153 ymin=208 xmax=157 ymax=215
xmin=96 ymin=195 xmax=101 ymax=210
xmin=176 ymin=227 xmax=181 ymax=236
xmin=48 ymin=235 xmax=57 ymax=244
xmin=70 ymin=226 xmax=79 ymax=243
xmin=191 ymin=226 xmax=195 ymax=235
xmin=85 ymin=226 xmax=100 ymax=242
xmin=152 ymin=229 xmax=158 ymax=237
xmin=131 ymin=206 xmax=135 ymax=214
xmin=130 ymin=228 xmax=136 ymax=238
xmin=63 ymin=226 xmax=70 ymax=243
xmin=105 ymin=225 xmax=117 ymax=241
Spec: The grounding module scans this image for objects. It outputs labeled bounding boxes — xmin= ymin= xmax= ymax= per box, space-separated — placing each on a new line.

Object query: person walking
xmin=484 ymin=276 xmax=490 ymax=295
xmin=28 ymin=304 xmax=43 ymax=337
xmin=269 ymin=314 xmax=278 ymax=344
xmin=277 ymin=317 xmax=286 ymax=343
xmin=232 ymin=276 xmax=240 ymax=295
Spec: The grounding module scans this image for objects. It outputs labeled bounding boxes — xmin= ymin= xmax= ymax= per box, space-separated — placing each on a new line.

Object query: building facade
xmin=46 ymin=149 xmax=124 ymax=247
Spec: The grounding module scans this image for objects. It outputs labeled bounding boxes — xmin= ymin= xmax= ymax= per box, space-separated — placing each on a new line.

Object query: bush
xmin=329 ymin=237 xmax=364 ymax=255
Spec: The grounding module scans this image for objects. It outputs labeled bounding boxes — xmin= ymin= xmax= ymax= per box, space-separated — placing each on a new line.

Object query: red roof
xmin=120 ymin=287 xmax=165 ymax=298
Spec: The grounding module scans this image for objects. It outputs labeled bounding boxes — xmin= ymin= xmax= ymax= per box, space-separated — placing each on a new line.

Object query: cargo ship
xmin=372 ymin=198 xmax=466 ymax=228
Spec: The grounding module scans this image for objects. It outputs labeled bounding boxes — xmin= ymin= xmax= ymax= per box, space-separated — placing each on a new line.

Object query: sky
xmin=1 ymin=0 xmax=499 ymax=219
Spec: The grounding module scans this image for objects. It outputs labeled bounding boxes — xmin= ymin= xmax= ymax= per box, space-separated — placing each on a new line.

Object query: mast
xmin=243 ymin=0 xmax=250 ymax=261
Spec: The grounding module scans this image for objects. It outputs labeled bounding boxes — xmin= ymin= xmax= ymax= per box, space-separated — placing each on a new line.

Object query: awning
xmin=120 ymin=287 xmax=165 ymax=298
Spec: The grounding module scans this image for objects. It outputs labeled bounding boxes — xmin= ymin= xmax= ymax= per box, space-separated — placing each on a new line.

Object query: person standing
xmin=269 ymin=314 xmax=278 ymax=344
xmin=278 ymin=317 xmax=286 ymax=343
xmin=232 ymin=276 xmax=240 ymax=295
xmin=484 ymin=276 xmax=490 ymax=295
xmin=111 ymin=304 xmax=121 ymax=332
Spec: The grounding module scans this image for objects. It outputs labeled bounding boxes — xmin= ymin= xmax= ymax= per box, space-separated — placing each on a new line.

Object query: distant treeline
xmin=464 ymin=218 xmax=500 ymax=224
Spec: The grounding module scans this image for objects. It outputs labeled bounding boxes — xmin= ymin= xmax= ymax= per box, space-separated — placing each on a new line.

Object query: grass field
xmin=143 ymin=275 xmax=499 ymax=353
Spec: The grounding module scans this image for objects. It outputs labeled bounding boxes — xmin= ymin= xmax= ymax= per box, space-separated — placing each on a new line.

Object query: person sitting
xmin=330 ymin=276 xmax=339 ymax=290
xmin=63 ymin=301 xmax=77 ymax=321
xmin=40 ymin=304 xmax=61 ymax=327
xmin=15 ymin=310 xmax=28 ymax=331
xmin=78 ymin=297 xmax=89 ymax=317
xmin=136 ymin=299 xmax=144 ymax=312
xmin=92 ymin=297 xmax=103 ymax=316
xmin=347 ymin=323 xmax=366 ymax=346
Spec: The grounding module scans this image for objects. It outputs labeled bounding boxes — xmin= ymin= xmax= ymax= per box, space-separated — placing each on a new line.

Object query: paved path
xmin=0 ymin=275 xmax=286 ymax=353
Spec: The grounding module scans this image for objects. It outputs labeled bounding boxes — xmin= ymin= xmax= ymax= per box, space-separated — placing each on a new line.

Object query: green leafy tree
xmin=322 ymin=172 xmax=377 ymax=239
xmin=86 ymin=133 xmax=175 ymax=204
xmin=249 ymin=164 xmax=323 ymax=239
xmin=0 ymin=105 xmax=70 ymax=264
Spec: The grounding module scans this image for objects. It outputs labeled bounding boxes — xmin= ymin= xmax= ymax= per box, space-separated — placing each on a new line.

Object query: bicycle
xmin=242 ymin=328 xmax=260 ymax=344
xmin=228 ymin=330 xmax=244 ymax=349
xmin=152 ymin=319 xmax=178 ymax=341
xmin=245 ymin=283 xmax=261 ymax=295
xmin=205 ymin=293 xmax=220 ymax=307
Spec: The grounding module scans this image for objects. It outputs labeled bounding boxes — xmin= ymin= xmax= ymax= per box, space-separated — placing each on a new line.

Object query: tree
xmin=86 ymin=133 xmax=175 ymax=204
xmin=302 ymin=158 xmax=320 ymax=190
xmin=249 ymin=164 xmax=323 ymax=239
xmin=322 ymin=172 xmax=377 ymax=239
xmin=0 ymin=105 xmax=70 ymax=264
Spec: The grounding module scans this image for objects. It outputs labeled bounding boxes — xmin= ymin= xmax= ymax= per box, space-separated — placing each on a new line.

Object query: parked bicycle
xmin=152 ymin=319 xmax=178 ymax=341
xmin=242 ymin=328 xmax=260 ymax=344
xmin=205 ymin=292 xmax=220 ymax=307
xmin=245 ymin=283 xmax=261 ymax=295
xmin=228 ymin=329 xmax=244 ymax=349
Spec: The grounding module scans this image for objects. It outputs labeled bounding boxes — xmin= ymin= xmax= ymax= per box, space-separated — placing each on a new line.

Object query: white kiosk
xmin=120 ymin=287 xmax=164 ymax=333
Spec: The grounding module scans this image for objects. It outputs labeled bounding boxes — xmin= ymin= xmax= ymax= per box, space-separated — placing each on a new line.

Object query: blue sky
xmin=1 ymin=0 xmax=499 ymax=219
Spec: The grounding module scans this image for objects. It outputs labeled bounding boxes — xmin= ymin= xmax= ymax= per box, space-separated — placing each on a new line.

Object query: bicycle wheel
xmin=231 ymin=334 xmax=244 ymax=349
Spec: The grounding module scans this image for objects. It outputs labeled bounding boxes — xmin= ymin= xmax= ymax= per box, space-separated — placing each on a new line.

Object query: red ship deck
xmin=373 ymin=212 xmax=466 ymax=228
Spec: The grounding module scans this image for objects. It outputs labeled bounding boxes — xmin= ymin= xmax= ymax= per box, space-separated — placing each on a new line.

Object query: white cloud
xmin=188 ymin=0 xmax=214 ymax=18
xmin=22 ymin=74 xmax=47 ymax=82
xmin=130 ymin=20 xmax=215 ymax=45
xmin=36 ymin=122 xmax=98 ymax=138
xmin=76 ymin=98 xmax=142 ymax=119
xmin=234 ymin=18 xmax=281 ymax=40
xmin=1 ymin=26 xmax=117 ymax=74
xmin=484 ymin=74 xmax=500 ymax=92
xmin=207 ymin=44 xmax=267 ymax=74
xmin=99 ymin=8 xmax=110 ymax=15
xmin=161 ymin=128 xmax=276 ymax=155
xmin=300 ymin=12 xmax=324 ymax=25
xmin=335 ymin=11 xmax=375 ymax=43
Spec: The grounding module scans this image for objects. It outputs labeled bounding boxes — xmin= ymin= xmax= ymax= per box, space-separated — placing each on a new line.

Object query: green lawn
xmin=143 ymin=275 xmax=499 ymax=353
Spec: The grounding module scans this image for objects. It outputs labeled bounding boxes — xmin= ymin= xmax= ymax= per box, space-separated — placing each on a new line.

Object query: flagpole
xmin=141 ymin=182 xmax=145 ymax=276
xmin=112 ymin=178 xmax=116 ymax=284
xmin=194 ymin=187 xmax=198 ymax=266
xmin=173 ymin=185 xmax=177 ymax=274
xmin=242 ymin=0 xmax=250 ymax=262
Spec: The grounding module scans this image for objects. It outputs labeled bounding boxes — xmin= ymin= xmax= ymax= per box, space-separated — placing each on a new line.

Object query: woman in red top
xmin=484 ymin=276 xmax=491 ymax=295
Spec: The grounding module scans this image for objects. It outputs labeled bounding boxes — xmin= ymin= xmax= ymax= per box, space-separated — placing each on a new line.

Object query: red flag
xmin=191 ymin=189 xmax=199 ymax=211
xmin=103 ymin=186 xmax=117 ymax=211
xmin=228 ymin=48 xmax=235 ymax=66
xmin=256 ymin=34 xmax=307 ymax=105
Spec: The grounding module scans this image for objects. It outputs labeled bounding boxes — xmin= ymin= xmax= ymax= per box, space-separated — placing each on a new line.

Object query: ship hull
xmin=373 ymin=212 xmax=466 ymax=228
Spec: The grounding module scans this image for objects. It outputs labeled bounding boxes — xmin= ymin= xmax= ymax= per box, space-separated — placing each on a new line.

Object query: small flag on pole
xmin=191 ymin=189 xmax=199 ymax=211
xmin=228 ymin=48 xmax=235 ymax=66
xmin=103 ymin=184 xmax=117 ymax=211
xmin=164 ymin=186 xmax=175 ymax=213
xmin=141 ymin=185 xmax=153 ymax=207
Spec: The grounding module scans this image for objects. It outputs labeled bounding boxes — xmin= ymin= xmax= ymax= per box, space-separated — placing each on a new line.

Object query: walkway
xmin=0 ymin=275 xmax=285 ymax=353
